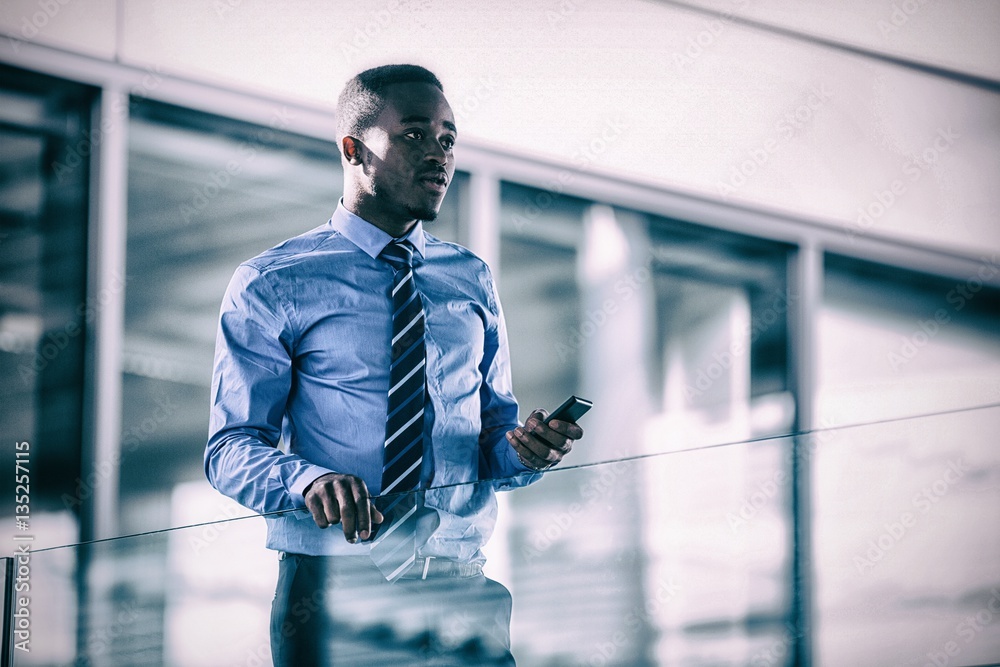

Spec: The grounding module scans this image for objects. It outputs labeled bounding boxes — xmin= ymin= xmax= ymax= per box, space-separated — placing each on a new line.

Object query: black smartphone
xmin=546 ymin=395 xmax=593 ymax=424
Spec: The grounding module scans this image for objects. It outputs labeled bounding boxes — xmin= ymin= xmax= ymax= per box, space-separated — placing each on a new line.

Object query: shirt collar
xmin=329 ymin=199 xmax=426 ymax=261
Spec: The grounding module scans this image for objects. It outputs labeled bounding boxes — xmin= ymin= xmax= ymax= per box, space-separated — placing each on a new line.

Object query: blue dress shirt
xmin=205 ymin=202 xmax=538 ymax=563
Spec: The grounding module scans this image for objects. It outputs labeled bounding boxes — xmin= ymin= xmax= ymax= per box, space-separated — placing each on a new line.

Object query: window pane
xmin=0 ymin=65 xmax=92 ymax=546
xmin=819 ymin=255 xmax=1000 ymax=422
xmin=0 ymin=64 xmax=93 ymax=666
xmin=122 ymin=100 xmax=343 ymax=532
xmin=815 ymin=255 xmax=1000 ymax=664
xmin=496 ymin=182 xmax=795 ymax=663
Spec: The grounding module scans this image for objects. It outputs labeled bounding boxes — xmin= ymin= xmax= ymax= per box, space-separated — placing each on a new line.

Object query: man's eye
xmin=441 ymin=137 xmax=455 ymax=150
xmin=405 ymin=130 xmax=423 ymax=140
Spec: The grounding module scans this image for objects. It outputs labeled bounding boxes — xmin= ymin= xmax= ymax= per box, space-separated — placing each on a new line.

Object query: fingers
xmin=303 ymin=473 xmax=382 ymax=543
xmin=338 ymin=477 xmax=379 ymax=543
xmin=526 ymin=415 xmax=579 ymax=453
xmin=506 ymin=408 xmax=586 ymax=470
xmin=334 ymin=483 xmax=361 ymax=542
xmin=507 ymin=428 xmax=549 ymax=468
xmin=508 ymin=426 xmax=566 ymax=467
xmin=531 ymin=409 xmax=584 ymax=441
xmin=549 ymin=418 xmax=584 ymax=440
xmin=304 ymin=473 xmax=339 ymax=529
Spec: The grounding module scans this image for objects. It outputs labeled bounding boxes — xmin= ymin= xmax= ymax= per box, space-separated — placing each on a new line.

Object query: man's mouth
xmin=419 ymin=172 xmax=449 ymax=192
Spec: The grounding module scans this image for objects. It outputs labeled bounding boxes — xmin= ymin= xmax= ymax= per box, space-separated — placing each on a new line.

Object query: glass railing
xmin=4 ymin=403 xmax=998 ymax=666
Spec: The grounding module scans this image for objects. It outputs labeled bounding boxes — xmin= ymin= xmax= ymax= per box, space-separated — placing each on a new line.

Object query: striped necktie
xmin=371 ymin=240 xmax=425 ymax=582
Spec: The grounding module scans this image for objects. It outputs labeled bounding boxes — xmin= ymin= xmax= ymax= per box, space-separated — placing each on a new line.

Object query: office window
xmin=0 ymin=63 xmax=94 ymax=665
xmin=496 ymin=182 xmax=797 ymax=663
xmin=120 ymin=101 xmax=472 ymax=531
xmin=0 ymin=64 xmax=92 ymax=526
xmin=65 ymin=100 xmax=478 ymax=665
xmin=813 ymin=255 xmax=1000 ymax=664
xmin=120 ymin=101 xmax=343 ymax=530
xmin=639 ymin=215 xmax=794 ymax=664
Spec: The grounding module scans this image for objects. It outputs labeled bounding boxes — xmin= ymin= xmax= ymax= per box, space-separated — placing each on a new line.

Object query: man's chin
xmin=406 ymin=205 xmax=440 ymax=222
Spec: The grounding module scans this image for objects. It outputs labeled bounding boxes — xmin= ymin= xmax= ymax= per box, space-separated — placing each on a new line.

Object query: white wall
xmin=3 ymin=0 xmax=998 ymax=256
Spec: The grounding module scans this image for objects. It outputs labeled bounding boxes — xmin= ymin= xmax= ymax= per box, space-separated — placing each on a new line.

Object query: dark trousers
xmin=270 ymin=554 xmax=516 ymax=666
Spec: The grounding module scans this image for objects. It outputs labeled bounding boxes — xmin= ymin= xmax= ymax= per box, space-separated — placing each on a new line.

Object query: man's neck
xmin=343 ymin=194 xmax=418 ymax=238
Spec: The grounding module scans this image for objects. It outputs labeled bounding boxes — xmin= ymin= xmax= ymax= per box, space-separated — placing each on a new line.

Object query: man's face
xmin=357 ymin=82 xmax=457 ymax=224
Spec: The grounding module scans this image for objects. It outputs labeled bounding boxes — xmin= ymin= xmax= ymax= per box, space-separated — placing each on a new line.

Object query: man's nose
xmin=424 ymin=138 xmax=447 ymax=164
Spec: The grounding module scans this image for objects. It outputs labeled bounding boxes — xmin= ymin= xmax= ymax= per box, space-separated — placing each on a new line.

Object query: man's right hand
xmin=303 ymin=473 xmax=383 ymax=543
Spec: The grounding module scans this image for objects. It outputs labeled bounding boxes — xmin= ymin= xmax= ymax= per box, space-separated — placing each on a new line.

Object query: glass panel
xmin=498 ymin=181 xmax=586 ymax=418
xmin=498 ymin=184 xmax=795 ymax=664
xmin=121 ymin=101 xmax=345 ymax=536
xmin=819 ymin=254 xmax=1000 ymax=424
xmin=0 ymin=64 xmax=93 ymax=550
xmin=120 ymin=100 xmax=474 ymax=541
xmin=21 ymin=406 xmax=994 ymax=665
xmin=812 ymin=406 xmax=1000 ymax=665
xmin=816 ymin=255 xmax=1000 ymax=665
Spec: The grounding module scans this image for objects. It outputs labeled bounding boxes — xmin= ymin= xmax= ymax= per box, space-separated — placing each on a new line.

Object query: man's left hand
xmin=506 ymin=409 xmax=583 ymax=471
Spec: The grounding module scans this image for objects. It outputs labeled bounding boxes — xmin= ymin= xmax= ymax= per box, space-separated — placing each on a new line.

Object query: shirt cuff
xmin=287 ymin=464 xmax=339 ymax=507
xmin=505 ymin=440 xmax=537 ymax=473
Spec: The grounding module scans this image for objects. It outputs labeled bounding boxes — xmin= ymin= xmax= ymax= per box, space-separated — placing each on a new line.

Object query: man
xmin=205 ymin=64 xmax=584 ymax=665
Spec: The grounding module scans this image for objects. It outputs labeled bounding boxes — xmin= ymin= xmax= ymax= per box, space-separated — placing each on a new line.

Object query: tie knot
xmin=381 ymin=240 xmax=414 ymax=270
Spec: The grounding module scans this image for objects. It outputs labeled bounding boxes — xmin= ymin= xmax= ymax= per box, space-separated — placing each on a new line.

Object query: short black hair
xmin=336 ymin=64 xmax=444 ymax=142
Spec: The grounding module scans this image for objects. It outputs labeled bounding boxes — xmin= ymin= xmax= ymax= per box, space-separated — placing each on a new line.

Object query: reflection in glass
xmin=0 ymin=65 xmax=92 ymax=667
xmin=497 ymin=183 xmax=795 ymax=663
xmin=0 ymin=65 xmax=91 ymax=541
xmin=816 ymin=256 xmax=1000 ymax=665
xmin=120 ymin=103 xmax=473 ymax=540
xmin=19 ymin=405 xmax=997 ymax=665
xmin=121 ymin=104 xmax=343 ymax=535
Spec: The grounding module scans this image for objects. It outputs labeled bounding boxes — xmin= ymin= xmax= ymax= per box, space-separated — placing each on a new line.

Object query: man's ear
xmin=341 ymin=136 xmax=364 ymax=165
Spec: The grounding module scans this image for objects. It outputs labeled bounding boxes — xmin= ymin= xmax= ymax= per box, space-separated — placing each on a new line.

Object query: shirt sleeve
xmin=477 ymin=265 xmax=542 ymax=490
xmin=204 ymin=264 xmax=335 ymax=514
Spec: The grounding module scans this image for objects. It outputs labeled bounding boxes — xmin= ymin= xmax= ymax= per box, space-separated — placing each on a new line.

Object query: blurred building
xmin=1 ymin=2 xmax=999 ymax=665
